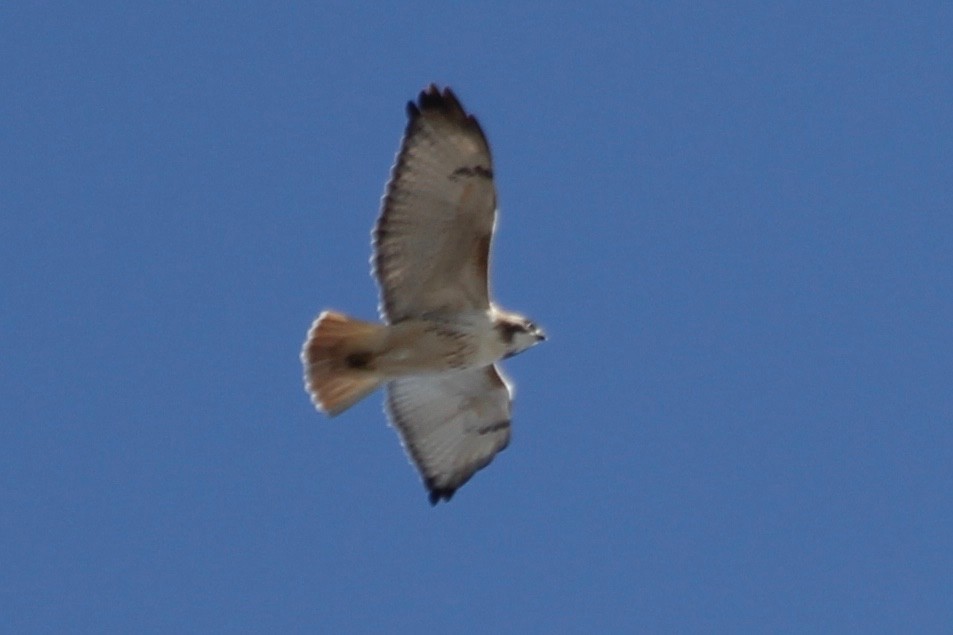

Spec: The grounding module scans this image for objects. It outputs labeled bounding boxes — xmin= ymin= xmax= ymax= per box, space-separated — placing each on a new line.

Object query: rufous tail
xmin=301 ymin=310 xmax=386 ymax=416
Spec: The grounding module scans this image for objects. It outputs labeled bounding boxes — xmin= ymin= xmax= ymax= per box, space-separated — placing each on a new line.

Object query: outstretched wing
xmin=385 ymin=365 xmax=513 ymax=504
xmin=373 ymin=85 xmax=497 ymax=323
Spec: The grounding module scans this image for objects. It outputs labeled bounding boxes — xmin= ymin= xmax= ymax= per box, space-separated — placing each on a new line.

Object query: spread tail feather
xmin=301 ymin=310 xmax=386 ymax=416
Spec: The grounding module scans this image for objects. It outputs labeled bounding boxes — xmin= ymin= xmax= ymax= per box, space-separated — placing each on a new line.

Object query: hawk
xmin=301 ymin=84 xmax=545 ymax=505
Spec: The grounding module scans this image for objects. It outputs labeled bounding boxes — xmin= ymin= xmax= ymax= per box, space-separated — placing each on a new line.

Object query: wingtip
xmin=407 ymin=83 xmax=444 ymax=118
xmin=428 ymin=487 xmax=456 ymax=506
xmin=413 ymin=83 xmax=465 ymax=117
xmin=405 ymin=83 xmax=488 ymax=151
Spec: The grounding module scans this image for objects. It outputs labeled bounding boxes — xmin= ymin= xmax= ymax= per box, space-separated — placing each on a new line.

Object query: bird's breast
xmin=374 ymin=315 xmax=504 ymax=376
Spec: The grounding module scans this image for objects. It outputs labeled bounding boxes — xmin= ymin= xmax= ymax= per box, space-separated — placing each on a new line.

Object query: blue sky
xmin=3 ymin=2 xmax=952 ymax=633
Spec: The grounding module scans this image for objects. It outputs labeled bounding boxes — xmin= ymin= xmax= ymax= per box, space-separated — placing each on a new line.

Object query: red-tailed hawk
xmin=301 ymin=85 xmax=545 ymax=505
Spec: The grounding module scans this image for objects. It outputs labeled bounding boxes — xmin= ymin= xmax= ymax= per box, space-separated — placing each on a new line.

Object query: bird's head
xmin=494 ymin=311 xmax=546 ymax=358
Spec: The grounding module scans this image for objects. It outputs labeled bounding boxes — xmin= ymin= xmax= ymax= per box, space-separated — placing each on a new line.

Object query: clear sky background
xmin=3 ymin=3 xmax=952 ymax=633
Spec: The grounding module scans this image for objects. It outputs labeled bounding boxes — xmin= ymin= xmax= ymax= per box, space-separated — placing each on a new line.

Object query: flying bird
xmin=301 ymin=84 xmax=545 ymax=505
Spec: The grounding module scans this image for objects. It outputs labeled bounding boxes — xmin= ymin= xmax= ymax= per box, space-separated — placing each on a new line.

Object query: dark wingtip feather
xmin=414 ymin=84 xmax=466 ymax=118
xmin=407 ymin=83 xmax=487 ymax=146
xmin=427 ymin=484 xmax=456 ymax=506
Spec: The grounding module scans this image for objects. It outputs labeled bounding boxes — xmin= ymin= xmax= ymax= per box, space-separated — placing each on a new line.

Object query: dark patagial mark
xmin=474 ymin=232 xmax=492 ymax=283
xmin=451 ymin=165 xmax=493 ymax=180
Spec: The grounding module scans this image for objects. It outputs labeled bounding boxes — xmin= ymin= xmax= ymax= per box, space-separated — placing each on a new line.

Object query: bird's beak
xmin=535 ymin=328 xmax=547 ymax=342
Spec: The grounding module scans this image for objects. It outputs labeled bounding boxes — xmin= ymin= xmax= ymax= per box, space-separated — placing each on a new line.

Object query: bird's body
xmin=301 ymin=85 xmax=544 ymax=504
xmin=362 ymin=310 xmax=513 ymax=375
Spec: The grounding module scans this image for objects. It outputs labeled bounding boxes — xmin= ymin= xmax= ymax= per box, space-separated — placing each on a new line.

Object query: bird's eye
xmin=525 ymin=321 xmax=536 ymax=332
